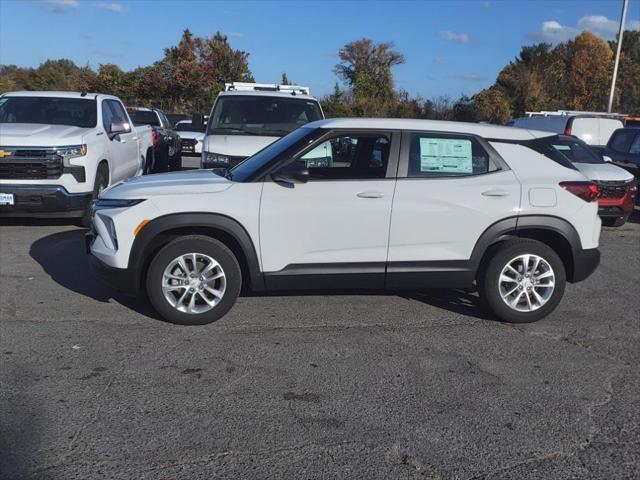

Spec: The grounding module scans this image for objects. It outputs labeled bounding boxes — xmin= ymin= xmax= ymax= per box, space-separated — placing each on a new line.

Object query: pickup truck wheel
xmin=79 ymin=164 xmax=108 ymax=227
xmin=146 ymin=235 xmax=242 ymax=325
xmin=478 ymin=239 xmax=566 ymax=323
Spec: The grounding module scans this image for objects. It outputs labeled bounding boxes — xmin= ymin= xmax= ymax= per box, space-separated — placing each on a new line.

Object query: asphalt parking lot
xmin=1 ymin=163 xmax=638 ymax=479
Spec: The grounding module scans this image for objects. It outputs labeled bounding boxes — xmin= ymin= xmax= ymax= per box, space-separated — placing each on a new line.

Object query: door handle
xmin=481 ymin=189 xmax=510 ymax=197
xmin=357 ymin=191 xmax=384 ymax=199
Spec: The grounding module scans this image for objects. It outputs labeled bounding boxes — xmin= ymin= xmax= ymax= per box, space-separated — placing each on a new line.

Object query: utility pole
xmin=607 ymin=0 xmax=628 ymax=113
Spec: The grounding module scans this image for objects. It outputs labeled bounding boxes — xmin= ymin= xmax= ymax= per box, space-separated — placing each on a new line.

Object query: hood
xmin=177 ymin=131 xmax=205 ymax=141
xmin=203 ymin=134 xmax=280 ymax=158
xmin=573 ymin=162 xmax=634 ymax=182
xmin=102 ymin=169 xmax=233 ymax=199
xmin=0 ymin=123 xmax=90 ymax=146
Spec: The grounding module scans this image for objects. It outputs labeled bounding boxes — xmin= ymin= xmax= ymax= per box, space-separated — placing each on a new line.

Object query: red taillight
xmin=151 ymin=130 xmax=158 ymax=146
xmin=564 ymin=126 xmax=572 ymax=136
xmin=560 ymin=181 xmax=599 ymax=202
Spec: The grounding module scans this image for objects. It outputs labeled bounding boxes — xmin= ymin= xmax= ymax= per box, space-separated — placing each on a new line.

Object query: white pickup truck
xmin=0 ymin=91 xmax=154 ymax=224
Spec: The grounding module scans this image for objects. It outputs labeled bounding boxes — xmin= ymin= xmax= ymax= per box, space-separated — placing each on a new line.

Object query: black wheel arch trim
xmin=469 ymin=214 xmax=587 ymax=282
xmin=129 ymin=212 xmax=264 ymax=293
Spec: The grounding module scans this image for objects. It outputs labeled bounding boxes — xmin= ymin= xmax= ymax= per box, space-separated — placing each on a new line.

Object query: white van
xmin=509 ymin=111 xmax=625 ymax=148
xmin=200 ymin=83 xmax=324 ymax=168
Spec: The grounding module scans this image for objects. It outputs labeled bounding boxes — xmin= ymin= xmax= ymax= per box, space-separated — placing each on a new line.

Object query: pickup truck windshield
xmin=207 ymin=96 xmax=322 ymax=137
xmin=0 ymin=96 xmax=97 ymax=128
xmin=129 ymin=110 xmax=160 ymax=127
xmin=229 ymin=126 xmax=318 ymax=182
xmin=176 ymin=122 xmax=205 ymax=133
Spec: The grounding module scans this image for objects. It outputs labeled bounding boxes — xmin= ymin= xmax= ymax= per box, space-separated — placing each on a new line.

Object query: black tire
xmin=146 ymin=235 xmax=242 ymax=325
xmin=169 ymin=154 xmax=182 ymax=172
xmin=478 ymin=239 xmax=566 ymax=323
xmin=143 ymin=148 xmax=155 ymax=175
xmin=153 ymin=147 xmax=169 ymax=173
xmin=602 ymin=215 xmax=628 ymax=228
xmin=79 ymin=163 xmax=109 ymax=227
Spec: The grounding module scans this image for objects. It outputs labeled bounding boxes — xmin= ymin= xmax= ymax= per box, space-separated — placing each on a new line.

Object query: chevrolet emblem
xmin=0 ymin=150 xmax=11 ymax=158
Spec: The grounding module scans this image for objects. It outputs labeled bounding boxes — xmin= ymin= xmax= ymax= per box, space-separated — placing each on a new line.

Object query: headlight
xmin=202 ymin=151 xmax=229 ymax=167
xmin=56 ymin=144 xmax=87 ymax=166
xmin=91 ymin=198 xmax=145 ymax=216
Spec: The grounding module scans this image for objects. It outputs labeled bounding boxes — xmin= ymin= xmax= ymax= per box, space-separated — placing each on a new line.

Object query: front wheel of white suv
xmin=478 ymin=239 xmax=566 ymax=323
xmin=146 ymin=235 xmax=242 ymax=325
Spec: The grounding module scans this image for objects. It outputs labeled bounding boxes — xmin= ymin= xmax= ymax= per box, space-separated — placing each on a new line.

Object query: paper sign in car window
xmin=419 ymin=138 xmax=472 ymax=173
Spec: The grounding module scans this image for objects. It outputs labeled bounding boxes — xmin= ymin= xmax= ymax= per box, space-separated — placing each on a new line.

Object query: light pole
xmin=607 ymin=0 xmax=629 ymax=113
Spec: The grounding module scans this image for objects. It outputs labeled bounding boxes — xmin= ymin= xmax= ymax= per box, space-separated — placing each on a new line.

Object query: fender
xmin=129 ymin=212 xmax=264 ymax=293
xmin=469 ymin=214 xmax=585 ymax=281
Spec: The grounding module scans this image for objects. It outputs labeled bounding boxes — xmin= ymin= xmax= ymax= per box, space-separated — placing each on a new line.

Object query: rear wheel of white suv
xmin=146 ymin=235 xmax=242 ymax=325
xmin=478 ymin=239 xmax=566 ymax=323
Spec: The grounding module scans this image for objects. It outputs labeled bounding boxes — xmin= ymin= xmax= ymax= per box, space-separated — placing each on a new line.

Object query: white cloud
xmin=578 ymin=15 xmax=620 ymax=39
xmin=528 ymin=20 xmax=579 ymax=43
xmin=529 ymin=15 xmax=640 ymax=43
xmin=439 ymin=31 xmax=470 ymax=44
xmin=95 ymin=2 xmax=125 ymax=12
xmin=43 ymin=0 xmax=78 ymax=6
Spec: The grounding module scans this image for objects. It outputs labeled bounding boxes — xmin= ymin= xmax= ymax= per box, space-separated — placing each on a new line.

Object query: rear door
xmin=387 ymin=131 xmax=520 ymax=288
xmin=259 ymin=129 xmax=399 ymax=289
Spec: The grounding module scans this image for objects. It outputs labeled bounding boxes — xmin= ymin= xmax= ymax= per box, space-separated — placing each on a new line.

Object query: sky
xmin=0 ymin=0 xmax=639 ymax=100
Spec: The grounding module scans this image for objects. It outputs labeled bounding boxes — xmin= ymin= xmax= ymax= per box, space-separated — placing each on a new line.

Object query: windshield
xmin=207 ymin=95 xmax=322 ymax=137
xmin=175 ymin=121 xmax=205 ymax=133
xmin=0 ymin=96 xmax=97 ymax=128
xmin=549 ymin=138 xmax=603 ymax=164
xmin=229 ymin=127 xmax=318 ymax=182
xmin=129 ymin=110 xmax=160 ymax=127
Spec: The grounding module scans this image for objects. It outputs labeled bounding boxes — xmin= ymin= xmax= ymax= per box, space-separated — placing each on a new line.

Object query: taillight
xmin=152 ymin=130 xmax=158 ymax=146
xmin=564 ymin=126 xmax=572 ymax=136
xmin=560 ymin=181 xmax=599 ymax=202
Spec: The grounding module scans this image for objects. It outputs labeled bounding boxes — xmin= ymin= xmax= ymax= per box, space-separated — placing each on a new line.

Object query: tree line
xmin=1 ymin=29 xmax=638 ymax=122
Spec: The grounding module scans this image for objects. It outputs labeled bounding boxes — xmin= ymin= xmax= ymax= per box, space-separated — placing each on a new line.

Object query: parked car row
xmin=509 ymin=111 xmax=638 ymax=226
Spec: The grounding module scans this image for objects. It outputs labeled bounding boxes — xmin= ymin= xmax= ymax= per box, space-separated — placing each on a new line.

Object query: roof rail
xmin=224 ymin=82 xmax=310 ymax=96
xmin=525 ymin=110 xmax=627 ymax=118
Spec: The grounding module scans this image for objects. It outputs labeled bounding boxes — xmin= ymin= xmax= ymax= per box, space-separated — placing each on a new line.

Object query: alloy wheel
xmin=498 ymin=254 xmax=555 ymax=312
xmin=162 ymin=253 xmax=226 ymax=314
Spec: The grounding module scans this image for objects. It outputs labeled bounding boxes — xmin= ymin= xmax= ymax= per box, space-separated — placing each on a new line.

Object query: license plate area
xmin=0 ymin=193 xmax=15 ymax=205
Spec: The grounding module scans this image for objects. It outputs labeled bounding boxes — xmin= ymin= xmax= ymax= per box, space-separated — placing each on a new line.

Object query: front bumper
xmin=570 ymin=247 xmax=600 ymax=283
xmin=86 ymin=231 xmax=139 ymax=294
xmin=0 ymin=184 xmax=92 ymax=217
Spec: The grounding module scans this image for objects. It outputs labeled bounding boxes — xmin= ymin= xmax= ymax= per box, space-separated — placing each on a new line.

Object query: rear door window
xmin=407 ymin=133 xmax=496 ymax=177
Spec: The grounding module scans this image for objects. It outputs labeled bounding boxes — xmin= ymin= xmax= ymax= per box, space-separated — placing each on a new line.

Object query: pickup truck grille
xmin=595 ymin=181 xmax=628 ymax=199
xmin=228 ymin=155 xmax=247 ymax=166
xmin=0 ymin=148 xmax=63 ymax=180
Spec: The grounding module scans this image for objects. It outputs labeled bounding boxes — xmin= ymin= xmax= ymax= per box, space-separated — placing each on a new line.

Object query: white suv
xmin=87 ymin=119 xmax=601 ymax=325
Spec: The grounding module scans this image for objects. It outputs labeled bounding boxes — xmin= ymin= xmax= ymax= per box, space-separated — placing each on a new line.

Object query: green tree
xmin=334 ymin=38 xmax=404 ymax=116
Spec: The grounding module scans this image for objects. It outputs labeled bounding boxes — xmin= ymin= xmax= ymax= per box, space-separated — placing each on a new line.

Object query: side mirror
xmin=603 ymin=155 xmax=613 ymax=163
xmin=192 ymin=113 xmax=205 ymax=130
xmin=271 ymin=162 xmax=309 ymax=184
xmin=109 ymin=120 xmax=130 ymax=138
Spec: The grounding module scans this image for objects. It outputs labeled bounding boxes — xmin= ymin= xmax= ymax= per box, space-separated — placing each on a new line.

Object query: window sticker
xmin=419 ymin=138 xmax=472 ymax=173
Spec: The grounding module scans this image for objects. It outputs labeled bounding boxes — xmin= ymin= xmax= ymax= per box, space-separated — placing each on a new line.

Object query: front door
xmin=259 ymin=130 xmax=399 ymax=289
xmin=102 ymin=99 xmax=138 ymax=182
